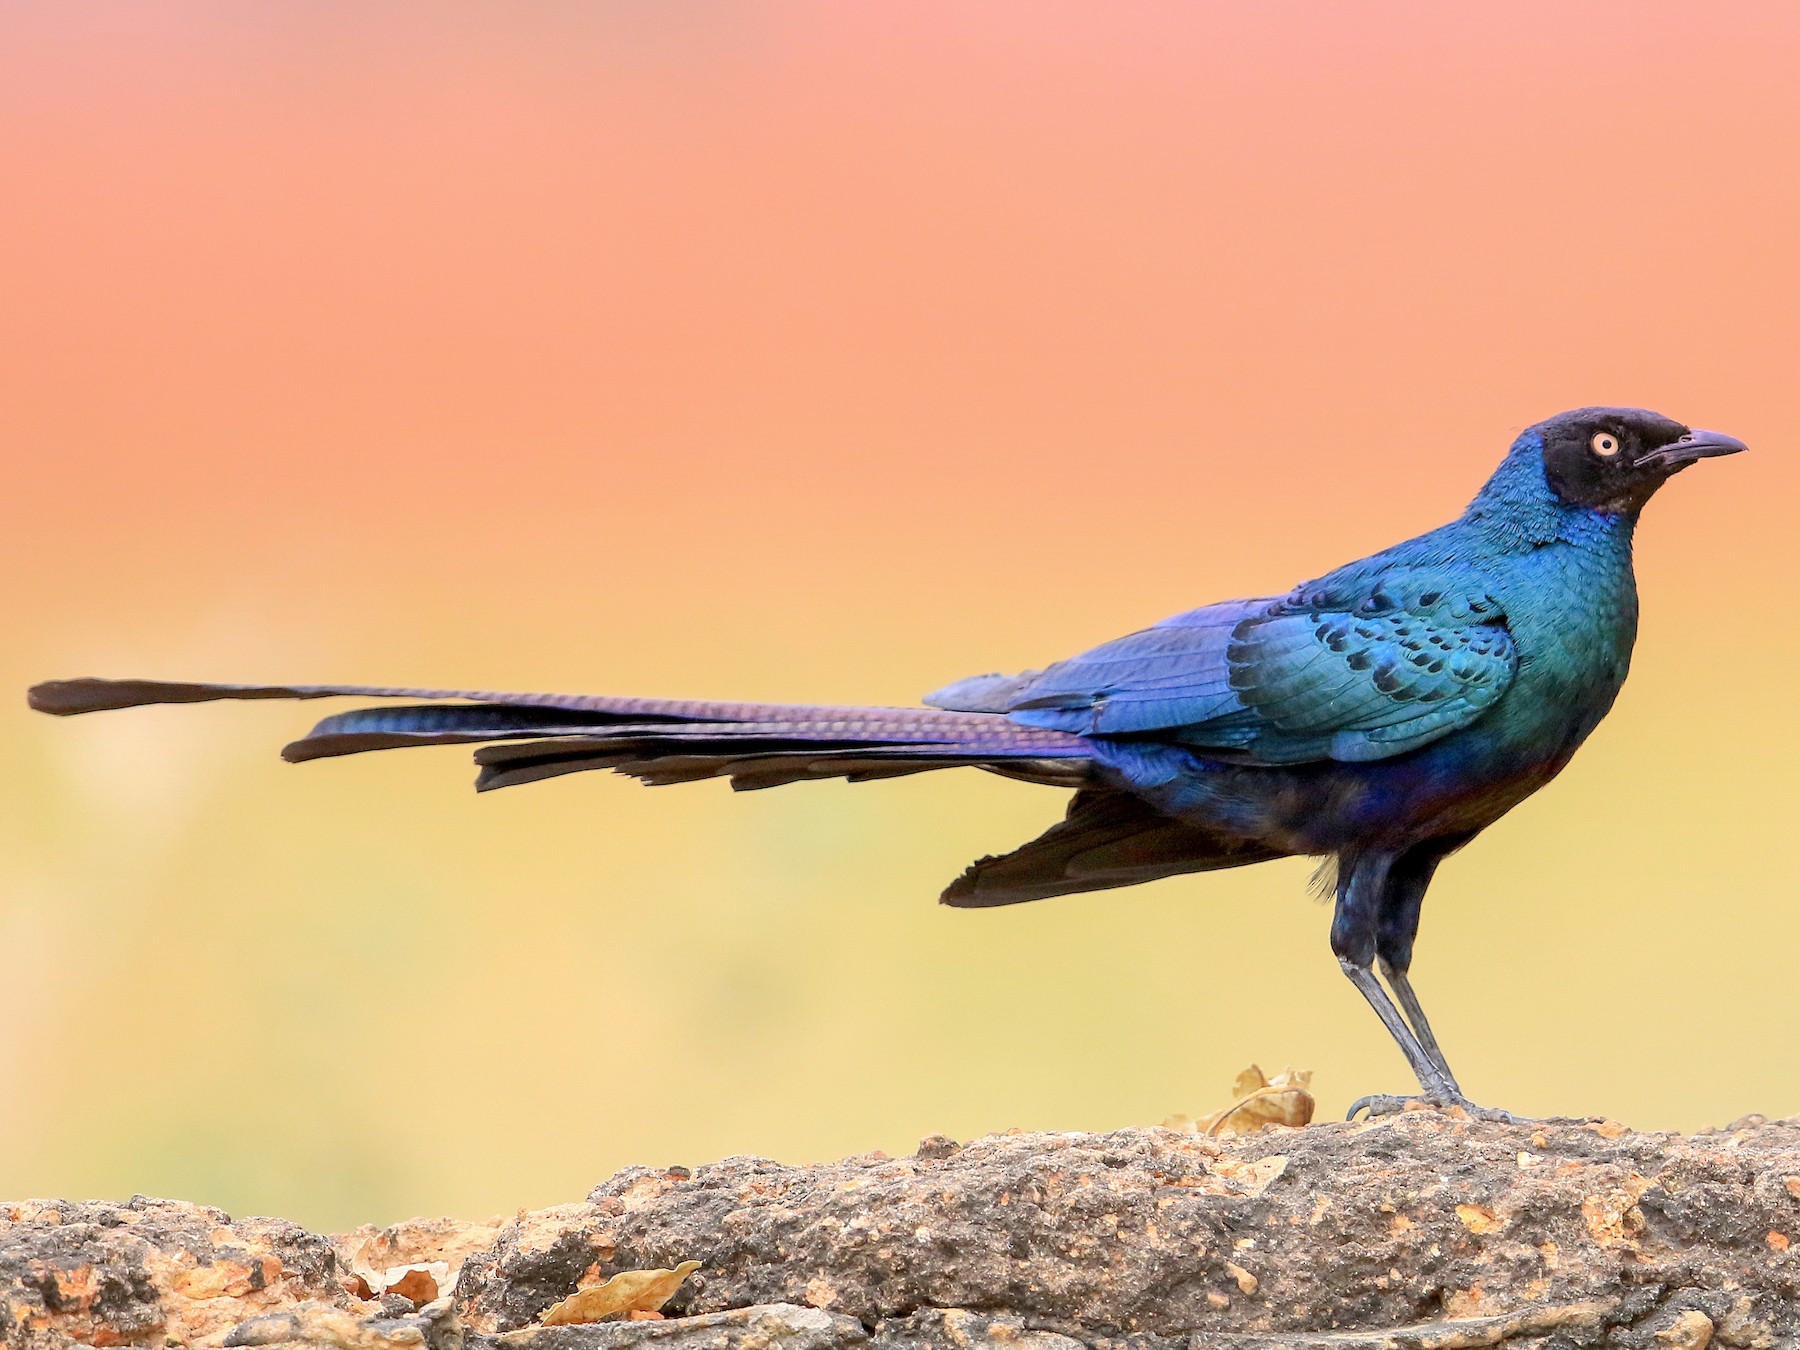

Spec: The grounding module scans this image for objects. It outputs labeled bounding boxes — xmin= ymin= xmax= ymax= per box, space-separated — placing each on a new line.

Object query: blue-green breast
xmin=1477 ymin=508 xmax=1639 ymax=765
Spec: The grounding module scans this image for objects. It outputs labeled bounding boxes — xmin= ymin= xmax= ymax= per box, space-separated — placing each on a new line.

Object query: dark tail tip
xmin=27 ymin=677 xmax=331 ymax=716
xmin=27 ymin=679 xmax=164 ymax=716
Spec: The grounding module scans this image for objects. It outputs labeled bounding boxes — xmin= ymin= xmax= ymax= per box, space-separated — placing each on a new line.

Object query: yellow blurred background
xmin=2 ymin=2 xmax=1796 ymax=1233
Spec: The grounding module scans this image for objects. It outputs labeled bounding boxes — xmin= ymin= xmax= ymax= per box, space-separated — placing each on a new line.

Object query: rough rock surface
xmin=0 ymin=1197 xmax=341 ymax=1348
xmin=9 ymin=1116 xmax=1800 ymax=1350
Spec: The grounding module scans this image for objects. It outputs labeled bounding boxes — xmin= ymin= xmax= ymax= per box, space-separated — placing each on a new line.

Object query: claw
xmin=1346 ymin=1093 xmax=1411 ymax=1120
xmin=1347 ymin=1092 xmax=1532 ymax=1125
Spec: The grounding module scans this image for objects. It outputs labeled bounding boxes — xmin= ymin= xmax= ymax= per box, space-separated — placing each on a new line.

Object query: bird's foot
xmin=1347 ymin=1091 xmax=1532 ymax=1125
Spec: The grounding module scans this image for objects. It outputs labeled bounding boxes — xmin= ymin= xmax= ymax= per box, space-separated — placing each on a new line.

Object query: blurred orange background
xmin=2 ymin=1 xmax=1795 ymax=1232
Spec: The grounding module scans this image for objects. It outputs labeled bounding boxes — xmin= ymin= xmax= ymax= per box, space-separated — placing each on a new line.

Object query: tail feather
xmin=30 ymin=676 xmax=1097 ymax=792
xmin=281 ymin=704 xmax=635 ymax=761
xmin=29 ymin=678 xmax=621 ymax=717
xmin=470 ymin=729 xmax=1093 ymax=792
xmin=941 ymin=789 xmax=1287 ymax=907
xmin=29 ymin=677 xmax=997 ymax=728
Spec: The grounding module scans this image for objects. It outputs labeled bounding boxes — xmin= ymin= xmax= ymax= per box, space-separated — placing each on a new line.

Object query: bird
xmin=29 ymin=407 xmax=1745 ymax=1120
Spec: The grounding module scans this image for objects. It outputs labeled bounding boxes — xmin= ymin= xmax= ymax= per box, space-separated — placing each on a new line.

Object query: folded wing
xmin=929 ymin=573 xmax=1517 ymax=765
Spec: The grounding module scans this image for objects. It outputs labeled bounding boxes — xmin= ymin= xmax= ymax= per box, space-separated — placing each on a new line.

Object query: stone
xmin=0 ymin=1196 xmax=340 ymax=1349
xmin=492 ymin=1304 xmax=861 ymax=1350
xmin=456 ymin=1116 xmax=1800 ymax=1343
xmin=12 ymin=1116 xmax=1800 ymax=1349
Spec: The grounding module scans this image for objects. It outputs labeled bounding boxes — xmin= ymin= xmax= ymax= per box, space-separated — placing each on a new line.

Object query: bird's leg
xmin=1337 ymin=957 xmax=1456 ymax=1096
xmin=1373 ymin=843 xmax=1462 ymax=1091
xmin=1331 ymin=854 xmax=1460 ymax=1101
xmin=1379 ymin=962 xmax=1459 ymax=1092
xmin=1334 ymin=849 xmax=1529 ymax=1124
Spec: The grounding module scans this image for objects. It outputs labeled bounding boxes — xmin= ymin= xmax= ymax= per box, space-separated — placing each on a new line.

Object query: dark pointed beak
xmin=1636 ymin=428 xmax=1749 ymax=471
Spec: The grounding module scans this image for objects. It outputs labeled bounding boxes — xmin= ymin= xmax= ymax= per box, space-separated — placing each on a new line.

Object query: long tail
xmin=28 ymin=678 xmax=1096 ymax=792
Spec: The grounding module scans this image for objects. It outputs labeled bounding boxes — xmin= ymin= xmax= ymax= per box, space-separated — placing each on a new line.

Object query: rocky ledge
xmin=6 ymin=1114 xmax=1800 ymax=1350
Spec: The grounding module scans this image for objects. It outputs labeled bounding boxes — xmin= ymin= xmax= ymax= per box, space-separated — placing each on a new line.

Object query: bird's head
xmin=1533 ymin=406 xmax=1747 ymax=515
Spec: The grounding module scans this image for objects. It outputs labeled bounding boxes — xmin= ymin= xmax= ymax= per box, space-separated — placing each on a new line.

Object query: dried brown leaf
xmin=333 ymin=1217 xmax=504 ymax=1276
xmin=343 ymin=1261 xmax=452 ymax=1306
xmin=539 ymin=1261 xmax=701 ymax=1326
xmin=1165 ymin=1065 xmax=1315 ymax=1137
xmin=382 ymin=1267 xmax=443 ymax=1305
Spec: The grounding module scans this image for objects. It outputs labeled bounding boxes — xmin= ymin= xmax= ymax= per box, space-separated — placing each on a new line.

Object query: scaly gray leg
xmin=1334 ymin=848 xmax=1528 ymax=1123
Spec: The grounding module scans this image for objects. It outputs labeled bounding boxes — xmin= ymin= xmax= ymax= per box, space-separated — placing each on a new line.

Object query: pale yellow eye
xmin=1591 ymin=432 xmax=1621 ymax=457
